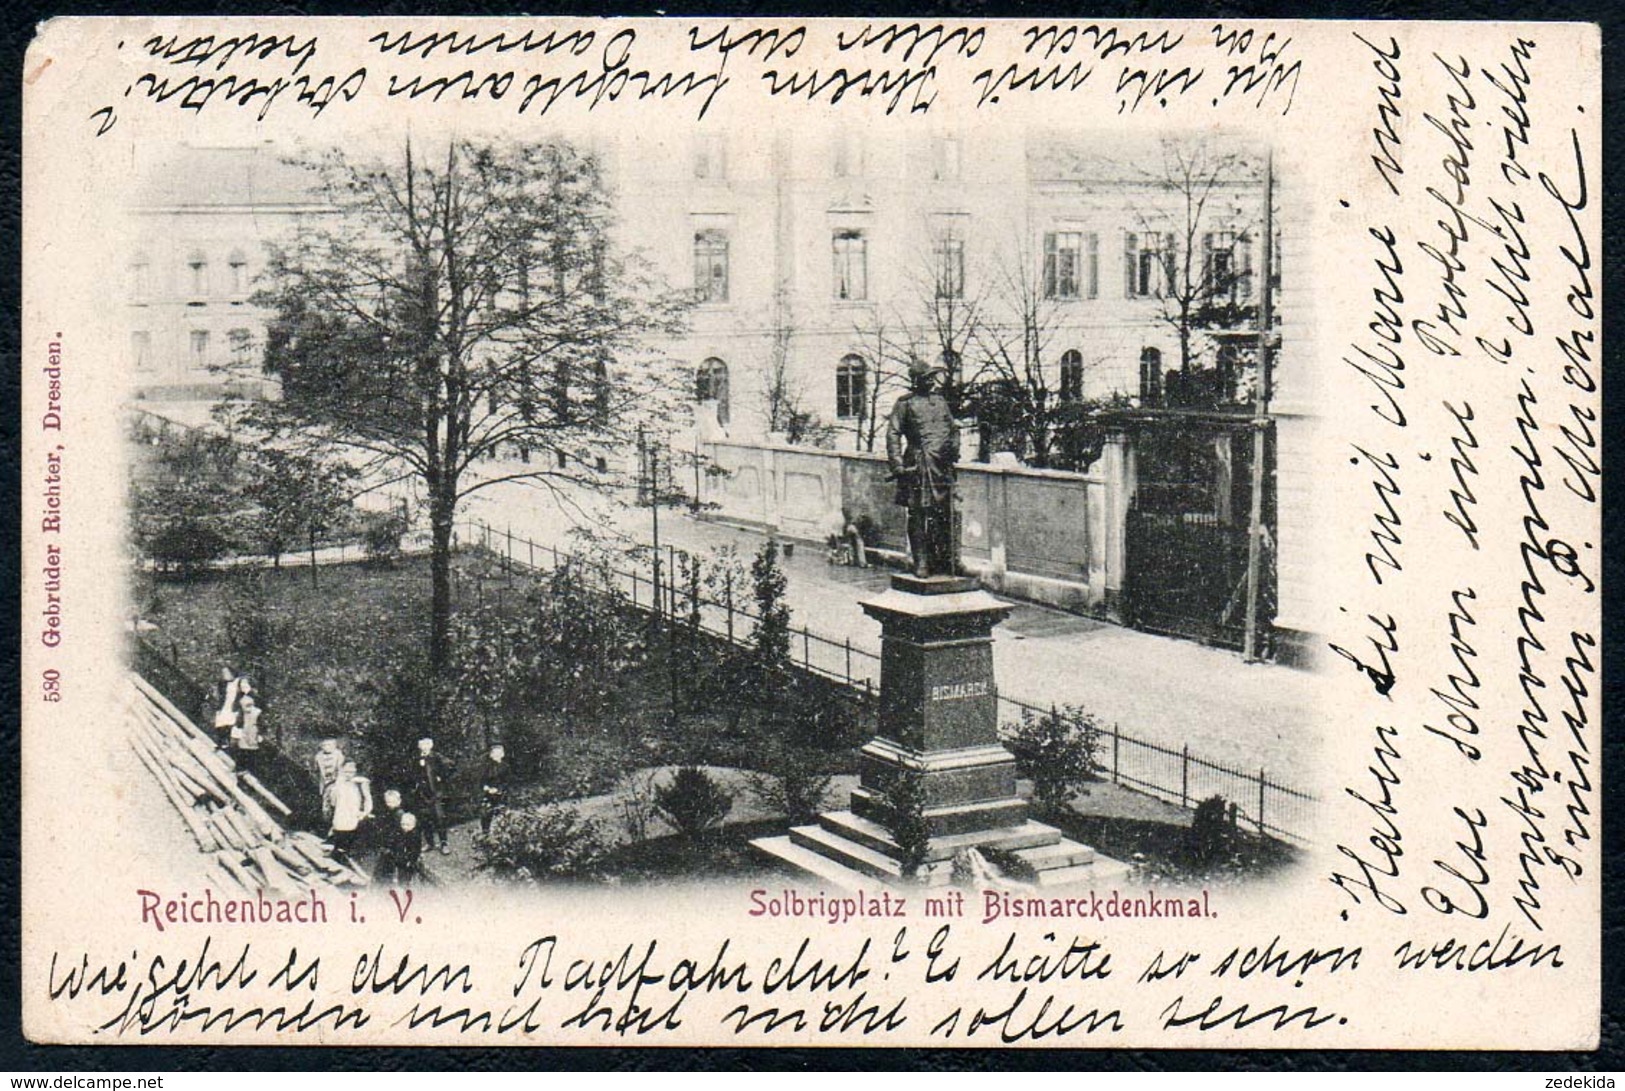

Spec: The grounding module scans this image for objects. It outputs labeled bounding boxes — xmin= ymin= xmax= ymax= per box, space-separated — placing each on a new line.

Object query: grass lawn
xmin=135 ymin=554 xmax=867 ymax=822
xmin=136 ymin=553 xmax=1295 ymax=887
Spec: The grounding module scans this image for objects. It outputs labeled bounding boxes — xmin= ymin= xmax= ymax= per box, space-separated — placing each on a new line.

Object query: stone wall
xmin=698 ymin=438 xmax=1127 ymax=616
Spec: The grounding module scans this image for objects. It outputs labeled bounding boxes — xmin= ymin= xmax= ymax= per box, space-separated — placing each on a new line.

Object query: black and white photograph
xmin=20 ymin=17 xmax=1601 ymax=1050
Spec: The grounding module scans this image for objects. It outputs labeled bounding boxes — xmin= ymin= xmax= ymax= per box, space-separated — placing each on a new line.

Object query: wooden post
xmin=1243 ymin=147 xmax=1276 ymax=663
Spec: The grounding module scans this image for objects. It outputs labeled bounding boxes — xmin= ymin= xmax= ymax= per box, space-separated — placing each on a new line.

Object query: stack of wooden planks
xmin=126 ymin=673 xmax=370 ymax=896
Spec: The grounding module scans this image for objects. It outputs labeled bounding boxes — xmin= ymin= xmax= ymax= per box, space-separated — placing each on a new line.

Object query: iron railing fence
xmin=459 ymin=518 xmax=1317 ymax=844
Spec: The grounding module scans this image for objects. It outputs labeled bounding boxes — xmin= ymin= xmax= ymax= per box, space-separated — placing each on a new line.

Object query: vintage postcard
xmin=20 ymin=16 xmax=1601 ymax=1048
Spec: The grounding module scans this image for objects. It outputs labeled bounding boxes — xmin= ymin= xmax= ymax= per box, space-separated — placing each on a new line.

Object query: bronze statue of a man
xmin=886 ymin=358 xmax=961 ymax=578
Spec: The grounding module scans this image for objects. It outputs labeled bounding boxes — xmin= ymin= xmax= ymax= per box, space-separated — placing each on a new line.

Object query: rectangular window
xmin=1044 ymin=232 xmax=1082 ymax=300
xmin=1126 ymin=232 xmax=1174 ymax=298
xmin=932 ymin=136 xmax=962 ymax=181
xmin=833 ymin=134 xmax=864 ymax=179
xmin=1203 ymin=230 xmax=1255 ymax=302
xmin=693 ymin=135 xmax=726 ymax=181
xmin=131 ymin=331 xmax=152 ymax=371
xmin=188 ymin=258 xmax=208 ymax=299
xmin=228 ymin=258 xmax=248 ymax=297
xmin=933 ymin=233 xmax=965 ymax=300
xmin=188 ymin=330 xmax=210 ymax=369
xmin=228 ymin=328 xmax=252 ymax=363
xmin=129 ymin=261 xmax=150 ymax=304
xmin=832 ymin=229 xmax=867 ymax=301
xmin=692 ymin=229 xmax=730 ymax=303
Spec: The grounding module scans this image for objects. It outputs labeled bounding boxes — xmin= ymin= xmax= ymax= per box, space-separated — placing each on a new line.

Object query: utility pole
xmin=1242 ymin=148 xmax=1275 ymax=663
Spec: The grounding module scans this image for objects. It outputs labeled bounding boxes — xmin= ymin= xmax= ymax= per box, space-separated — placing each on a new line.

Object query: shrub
xmin=747 ymin=757 xmax=833 ymax=826
xmin=148 ymin=519 xmax=233 ymax=578
xmin=363 ymin=512 xmax=407 ymax=565
xmin=1002 ymin=704 xmax=1103 ymax=816
xmin=1187 ymin=794 xmax=1241 ymax=866
xmin=878 ymin=772 xmax=930 ymax=880
xmin=474 ymin=805 xmax=607 ymax=881
xmin=616 ymin=769 xmax=664 ymax=841
xmin=654 ymin=767 xmax=733 ymax=838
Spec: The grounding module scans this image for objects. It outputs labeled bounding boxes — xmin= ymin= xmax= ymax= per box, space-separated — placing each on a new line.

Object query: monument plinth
xmin=754 ymin=573 xmax=1126 ymax=888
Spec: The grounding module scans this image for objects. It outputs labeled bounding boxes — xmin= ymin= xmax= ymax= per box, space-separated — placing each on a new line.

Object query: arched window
xmin=696 ymin=357 xmax=730 ymax=426
xmin=1139 ymin=347 xmax=1164 ymax=404
xmin=836 ymin=354 xmax=867 ymax=420
xmin=1058 ymin=349 xmax=1084 ymax=401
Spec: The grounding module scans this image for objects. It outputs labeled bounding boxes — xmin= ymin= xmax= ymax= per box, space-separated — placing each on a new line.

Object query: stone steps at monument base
xmin=749 ymin=835 xmax=882 ymax=891
xmin=1012 ymin=839 xmax=1097 ymax=870
xmin=818 ymin=809 xmax=1065 ymax=862
xmin=849 ymin=787 xmax=1030 ymax=835
xmin=1032 ymin=855 xmax=1136 ymax=889
xmin=789 ymin=823 xmax=907 ymax=881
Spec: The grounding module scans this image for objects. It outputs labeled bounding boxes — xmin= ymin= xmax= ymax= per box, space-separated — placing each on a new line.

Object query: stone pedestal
xmin=754 ymin=574 xmax=1126 ymax=888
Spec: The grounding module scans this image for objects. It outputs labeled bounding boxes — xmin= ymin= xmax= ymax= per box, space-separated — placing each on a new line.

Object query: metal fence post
xmin=803 ymin=627 xmax=811 ymax=669
xmin=845 ymin=638 xmax=852 ymax=685
xmin=1258 ymin=768 xmax=1267 ymax=834
xmin=528 ymin=539 xmax=534 ymax=569
xmin=1112 ymin=724 xmax=1120 ymax=784
xmin=1181 ymin=744 xmax=1189 ymax=807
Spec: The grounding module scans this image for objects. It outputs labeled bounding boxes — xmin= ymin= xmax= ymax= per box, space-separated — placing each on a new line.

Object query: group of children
xmin=312 ymin=736 xmax=512 ymax=882
xmin=313 ymin=737 xmax=424 ymax=882
xmin=211 ymin=668 xmax=264 ymax=770
xmin=210 ymin=665 xmax=515 ymax=884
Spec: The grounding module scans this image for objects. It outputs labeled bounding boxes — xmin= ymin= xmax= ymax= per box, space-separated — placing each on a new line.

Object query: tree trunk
xmin=429 ymin=496 xmax=455 ymax=676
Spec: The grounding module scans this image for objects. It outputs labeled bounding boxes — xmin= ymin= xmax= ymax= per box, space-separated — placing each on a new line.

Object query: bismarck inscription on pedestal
xmin=754 ymin=570 xmax=1128 ymax=889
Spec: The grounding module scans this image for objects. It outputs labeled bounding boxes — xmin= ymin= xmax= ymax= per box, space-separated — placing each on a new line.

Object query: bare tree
xmin=845 ymin=219 xmax=989 ymax=452
xmin=1131 ymin=137 xmax=1264 ymax=381
xmin=760 ymin=280 xmax=835 ymax=447
xmin=962 ymin=232 xmax=1073 ymax=468
xmin=231 ymin=138 xmax=689 ymax=674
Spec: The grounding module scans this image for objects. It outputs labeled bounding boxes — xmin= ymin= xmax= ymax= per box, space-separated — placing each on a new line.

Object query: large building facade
xmin=610 ymin=128 xmax=1275 ymax=448
xmin=125 ymin=144 xmax=326 ymax=404
xmin=122 ymin=133 xmax=1320 ymax=663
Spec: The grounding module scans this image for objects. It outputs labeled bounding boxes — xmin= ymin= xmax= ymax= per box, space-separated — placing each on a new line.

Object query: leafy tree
xmin=746 ymin=677 xmax=857 ymax=824
xmin=130 ymin=477 xmax=241 ymax=578
xmin=878 ymin=771 xmax=931 ymax=879
xmin=749 ymin=539 xmax=792 ymax=672
xmin=241 ymin=447 xmax=357 ymax=569
xmin=236 ymin=138 xmax=689 ymax=677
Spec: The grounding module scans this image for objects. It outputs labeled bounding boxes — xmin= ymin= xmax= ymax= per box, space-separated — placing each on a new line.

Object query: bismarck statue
xmin=886 ymin=358 xmax=961 ymax=579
